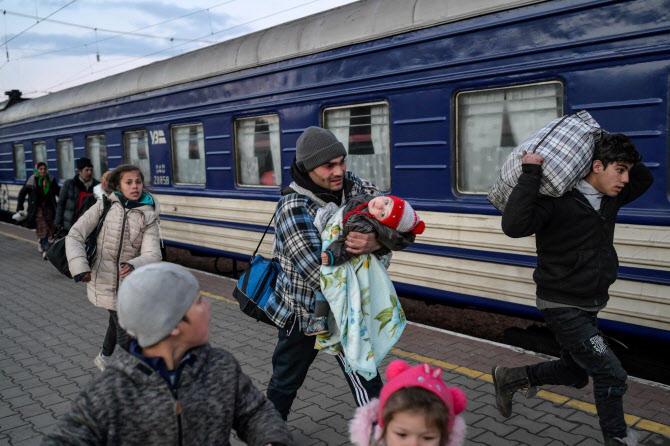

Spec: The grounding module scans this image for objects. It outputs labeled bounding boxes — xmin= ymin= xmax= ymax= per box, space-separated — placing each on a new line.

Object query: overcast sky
xmin=0 ymin=0 xmax=358 ymax=99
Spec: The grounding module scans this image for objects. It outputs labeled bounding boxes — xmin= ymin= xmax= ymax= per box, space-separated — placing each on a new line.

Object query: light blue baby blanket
xmin=315 ymin=206 xmax=406 ymax=380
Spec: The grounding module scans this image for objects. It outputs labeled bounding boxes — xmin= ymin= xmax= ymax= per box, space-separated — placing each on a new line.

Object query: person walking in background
xmin=265 ymin=126 xmax=387 ymax=421
xmin=42 ymin=262 xmax=293 ymax=446
xmin=16 ymin=162 xmax=60 ymax=258
xmin=66 ymin=164 xmax=162 ymax=371
xmin=54 ymin=157 xmax=99 ymax=236
xmin=491 ymin=134 xmax=653 ymax=446
xmin=349 ymin=360 xmax=467 ymax=446
xmin=74 ymin=169 xmax=111 ymax=223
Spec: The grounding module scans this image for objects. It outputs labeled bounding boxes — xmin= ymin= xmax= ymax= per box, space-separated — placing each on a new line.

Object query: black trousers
xmin=266 ymin=319 xmax=383 ymax=420
xmin=101 ymin=310 xmax=130 ymax=356
xmin=527 ymin=307 xmax=628 ymax=440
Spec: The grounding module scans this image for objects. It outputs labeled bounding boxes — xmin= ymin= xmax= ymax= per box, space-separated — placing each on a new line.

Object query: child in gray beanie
xmin=42 ymin=262 xmax=293 ymax=446
xmin=117 ymin=262 xmax=202 ymax=349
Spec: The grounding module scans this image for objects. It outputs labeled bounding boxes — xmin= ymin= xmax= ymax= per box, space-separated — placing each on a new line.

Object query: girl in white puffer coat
xmin=66 ymin=164 xmax=162 ymax=370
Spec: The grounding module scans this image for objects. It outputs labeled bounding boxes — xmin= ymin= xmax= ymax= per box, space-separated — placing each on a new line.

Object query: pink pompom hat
xmin=349 ymin=359 xmax=467 ymax=446
xmin=378 ymin=360 xmax=467 ymax=430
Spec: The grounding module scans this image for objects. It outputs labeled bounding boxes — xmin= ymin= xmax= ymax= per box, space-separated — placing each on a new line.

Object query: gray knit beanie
xmin=117 ymin=262 xmax=200 ymax=348
xmin=296 ymin=126 xmax=347 ymax=172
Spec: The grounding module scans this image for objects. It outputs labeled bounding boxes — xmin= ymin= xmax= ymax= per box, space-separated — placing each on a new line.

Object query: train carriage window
xmin=57 ymin=138 xmax=75 ymax=180
xmin=86 ymin=135 xmax=108 ymax=180
xmin=323 ymin=102 xmax=390 ymax=191
xmin=234 ymin=115 xmax=281 ymax=187
xmin=13 ymin=144 xmax=26 ymax=180
xmin=456 ymin=82 xmax=563 ymax=193
xmin=123 ymin=130 xmax=151 ymax=183
xmin=171 ymin=124 xmax=205 ymax=185
xmin=33 ymin=141 xmax=47 ymax=165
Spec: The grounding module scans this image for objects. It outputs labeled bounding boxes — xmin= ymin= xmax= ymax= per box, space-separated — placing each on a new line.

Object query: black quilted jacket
xmin=502 ymin=162 xmax=653 ymax=308
xmin=54 ymin=174 xmax=100 ymax=230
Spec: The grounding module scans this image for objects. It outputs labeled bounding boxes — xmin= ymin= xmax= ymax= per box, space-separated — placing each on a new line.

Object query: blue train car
xmin=1 ymin=0 xmax=668 ymax=341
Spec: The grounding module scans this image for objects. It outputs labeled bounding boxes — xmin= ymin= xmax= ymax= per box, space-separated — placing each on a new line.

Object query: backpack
xmin=487 ymin=110 xmax=604 ymax=212
xmin=46 ymin=196 xmax=112 ymax=279
xmin=232 ymin=215 xmax=279 ymax=327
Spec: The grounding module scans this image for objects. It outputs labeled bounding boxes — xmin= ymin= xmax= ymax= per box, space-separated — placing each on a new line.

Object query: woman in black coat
xmin=16 ymin=162 xmax=60 ymax=256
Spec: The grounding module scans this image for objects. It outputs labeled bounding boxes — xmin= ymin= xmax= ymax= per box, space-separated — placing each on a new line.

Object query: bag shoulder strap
xmin=281 ymin=186 xmax=296 ymax=196
xmin=91 ymin=196 xmax=113 ymax=240
xmin=100 ymin=195 xmax=112 ymax=220
xmin=252 ymin=213 xmax=275 ymax=259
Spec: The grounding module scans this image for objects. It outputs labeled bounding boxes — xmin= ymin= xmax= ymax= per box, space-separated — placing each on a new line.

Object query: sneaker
xmin=305 ymin=316 xmax=329 ymax=336
xmin=38 ymin=245 xmax=44 ymax=253
xmin=42 ymin=251 xmax=48 ymax=261
xmin=93 ymin=352 xmax=109 ymax=371
xmin=604 ymin=429 xmax=639 ymax=446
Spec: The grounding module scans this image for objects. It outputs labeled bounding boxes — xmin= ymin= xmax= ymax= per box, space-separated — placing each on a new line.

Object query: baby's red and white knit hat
xmin=380 ymin=196 xmax=425 ymax=234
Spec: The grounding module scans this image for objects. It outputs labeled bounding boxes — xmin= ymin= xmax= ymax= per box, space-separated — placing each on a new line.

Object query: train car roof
xmin=1 ymin=0 xmax=545 ymax=125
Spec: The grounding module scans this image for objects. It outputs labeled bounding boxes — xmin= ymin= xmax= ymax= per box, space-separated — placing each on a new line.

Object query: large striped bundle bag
xmin=487 ymin=110 xmax=604 ymax=212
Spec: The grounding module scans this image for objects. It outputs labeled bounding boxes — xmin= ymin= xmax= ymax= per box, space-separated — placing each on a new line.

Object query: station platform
xmin=0 ymin=221 xmax=669 ymax=446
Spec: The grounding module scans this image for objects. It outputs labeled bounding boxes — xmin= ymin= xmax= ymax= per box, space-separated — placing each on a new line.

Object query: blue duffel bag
xmin=233 ymin=216 xmax=279 ymax=327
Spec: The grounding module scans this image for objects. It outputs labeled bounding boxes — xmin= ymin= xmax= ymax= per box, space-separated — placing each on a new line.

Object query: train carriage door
xmin=324 ymin=102 xmax=390 ymax=191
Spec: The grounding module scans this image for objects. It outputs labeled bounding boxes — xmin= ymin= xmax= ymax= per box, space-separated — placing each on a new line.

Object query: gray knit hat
xmin=117 ymin=262 xmax=200 ymax=348
xmin=296 ymin=126 xmax=347 ymax=172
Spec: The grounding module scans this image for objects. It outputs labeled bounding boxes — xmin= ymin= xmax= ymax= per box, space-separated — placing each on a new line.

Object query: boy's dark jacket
xmin=41 ymin=344 xmax=293 ymax=446
xmin=501 ymin=162 xmax=653 ymax=308
xmin=325 ymin=194 xmax=415 ymax=265
xmin=55 ymin=174 xmax=100 ymax=230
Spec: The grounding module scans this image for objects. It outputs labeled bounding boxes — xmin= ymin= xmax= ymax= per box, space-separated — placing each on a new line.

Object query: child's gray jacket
xmin=41 ymin=344 xmax=293 ymax=446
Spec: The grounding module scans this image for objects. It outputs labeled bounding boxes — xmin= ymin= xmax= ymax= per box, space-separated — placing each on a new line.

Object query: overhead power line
xmin=1 ymin=0 xmax=78 ymax=46
xmin=1 ymin=0 xmax=239 ymax=62
xmin=43 ymin=0 xmax=328 ymax=92
xmin=1 ymin=9 xmax=219 ymax=46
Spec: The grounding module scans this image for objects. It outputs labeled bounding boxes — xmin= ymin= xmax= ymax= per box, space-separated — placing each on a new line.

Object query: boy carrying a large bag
xmin=489 ymin=113 xmax=653 ymax=445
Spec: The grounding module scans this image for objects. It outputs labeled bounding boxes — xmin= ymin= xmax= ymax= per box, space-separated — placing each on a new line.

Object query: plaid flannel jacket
xmin=265 ymin=171 xmax=380 ymax=329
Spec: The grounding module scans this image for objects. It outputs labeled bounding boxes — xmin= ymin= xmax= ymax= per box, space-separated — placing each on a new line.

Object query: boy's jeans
xmin=527 ymin=307 xmax=628 ymax=439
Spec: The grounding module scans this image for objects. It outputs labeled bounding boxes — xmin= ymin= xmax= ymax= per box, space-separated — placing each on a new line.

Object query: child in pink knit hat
xmin=349 ymin=360 xmax=467 ymax=446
